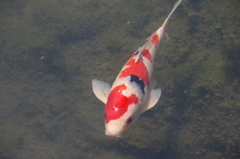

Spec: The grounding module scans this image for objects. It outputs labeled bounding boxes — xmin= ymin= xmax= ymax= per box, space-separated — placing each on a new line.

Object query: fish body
xmin=92 ymin=0 xmax=182 ymax=138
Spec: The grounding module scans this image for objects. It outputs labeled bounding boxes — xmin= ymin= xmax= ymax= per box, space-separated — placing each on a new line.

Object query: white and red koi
xmin=92 ymin=0 xmax=182 ymax=138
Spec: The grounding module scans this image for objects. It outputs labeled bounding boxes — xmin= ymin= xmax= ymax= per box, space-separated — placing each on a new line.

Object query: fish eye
xmin=127 ymin=117 xmax=132 ymax=123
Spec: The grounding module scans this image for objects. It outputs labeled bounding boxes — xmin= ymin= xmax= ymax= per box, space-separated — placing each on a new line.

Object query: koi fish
xmin=92 ymin=0 xmax=182 ymax=138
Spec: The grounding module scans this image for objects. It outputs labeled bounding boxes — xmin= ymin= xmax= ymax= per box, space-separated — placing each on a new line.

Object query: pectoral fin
xmin=141 ymin=88 xmax=162 ymax=114
xmin=92 ymin=79 xmax=110 ymax=104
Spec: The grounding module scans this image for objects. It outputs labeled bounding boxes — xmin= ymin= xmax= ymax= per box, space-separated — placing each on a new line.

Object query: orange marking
xmin=142 ymin=49 xmax=152 ymax=62
xmin=105 ymin=84 xmax=138 ymax=123
xmin=151 ymin=34 xmax=159 ymax=47
xmin=119 ymin=59 xmax=149 ymax=87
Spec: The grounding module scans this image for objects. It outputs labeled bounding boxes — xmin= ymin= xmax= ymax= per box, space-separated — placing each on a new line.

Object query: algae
xmin=0 ymin=0 xmax=240 ymax=158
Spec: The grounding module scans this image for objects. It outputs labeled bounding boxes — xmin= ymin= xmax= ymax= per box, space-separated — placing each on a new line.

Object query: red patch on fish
xmin=151 ymin=34 xmax=159 ymax=47
xmin=105 ymin=84 xmax=138 ymax=123
xmin=119 ymin=59 xmax=149 ymax=87
xmin=142 ymin=49 xmax=152 ymax=62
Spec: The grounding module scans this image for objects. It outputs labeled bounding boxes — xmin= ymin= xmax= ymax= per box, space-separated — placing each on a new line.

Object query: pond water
xmin=0 ymin=0 xmax=239 ymax=158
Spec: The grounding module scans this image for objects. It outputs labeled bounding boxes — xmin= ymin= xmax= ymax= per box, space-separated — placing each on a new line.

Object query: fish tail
xmin=161 ymin=0 xmax=182 ymax=30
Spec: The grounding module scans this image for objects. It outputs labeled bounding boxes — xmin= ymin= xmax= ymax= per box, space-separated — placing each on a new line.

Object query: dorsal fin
xmin=134 ymin=40 xmax=150 ymax=63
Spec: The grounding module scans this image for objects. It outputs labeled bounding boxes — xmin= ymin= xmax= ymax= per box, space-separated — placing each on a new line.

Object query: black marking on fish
xmin=140 ymin=40 xmax=148 ymax=47
xmin=134 ymin=51 xmax=139 ymax=55
xmin=130 ymin=75 xmax=145 ymax=94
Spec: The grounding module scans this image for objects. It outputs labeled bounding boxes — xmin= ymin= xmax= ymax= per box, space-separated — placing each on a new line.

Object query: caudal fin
xmin=161 ymin=0 xmax=182 ymax=30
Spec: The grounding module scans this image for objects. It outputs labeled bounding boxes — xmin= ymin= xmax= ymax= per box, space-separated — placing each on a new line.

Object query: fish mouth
xmin=107 ymin=135 xmax=122 ymax=139
xmin=105 ymin=131 xmax=122 ymax=139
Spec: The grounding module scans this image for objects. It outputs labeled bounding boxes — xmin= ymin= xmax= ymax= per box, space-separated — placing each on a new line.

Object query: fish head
xmin=104 ymin=107 xmax=136 ymax=138
xmin=104 ymin=83 xmax=139 ymax=138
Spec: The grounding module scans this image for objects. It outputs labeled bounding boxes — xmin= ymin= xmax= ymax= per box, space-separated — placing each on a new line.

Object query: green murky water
xmin=0 ymin=0 xmax=239 ymax=158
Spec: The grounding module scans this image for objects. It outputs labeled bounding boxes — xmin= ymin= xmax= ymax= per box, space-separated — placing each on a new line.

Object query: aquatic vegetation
xmin=0 ymin=0 xmax=240 ymax=158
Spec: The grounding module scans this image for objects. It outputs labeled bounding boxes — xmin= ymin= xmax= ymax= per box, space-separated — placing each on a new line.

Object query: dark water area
xmin=0 ymin=0 xmax=240 ymax=158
